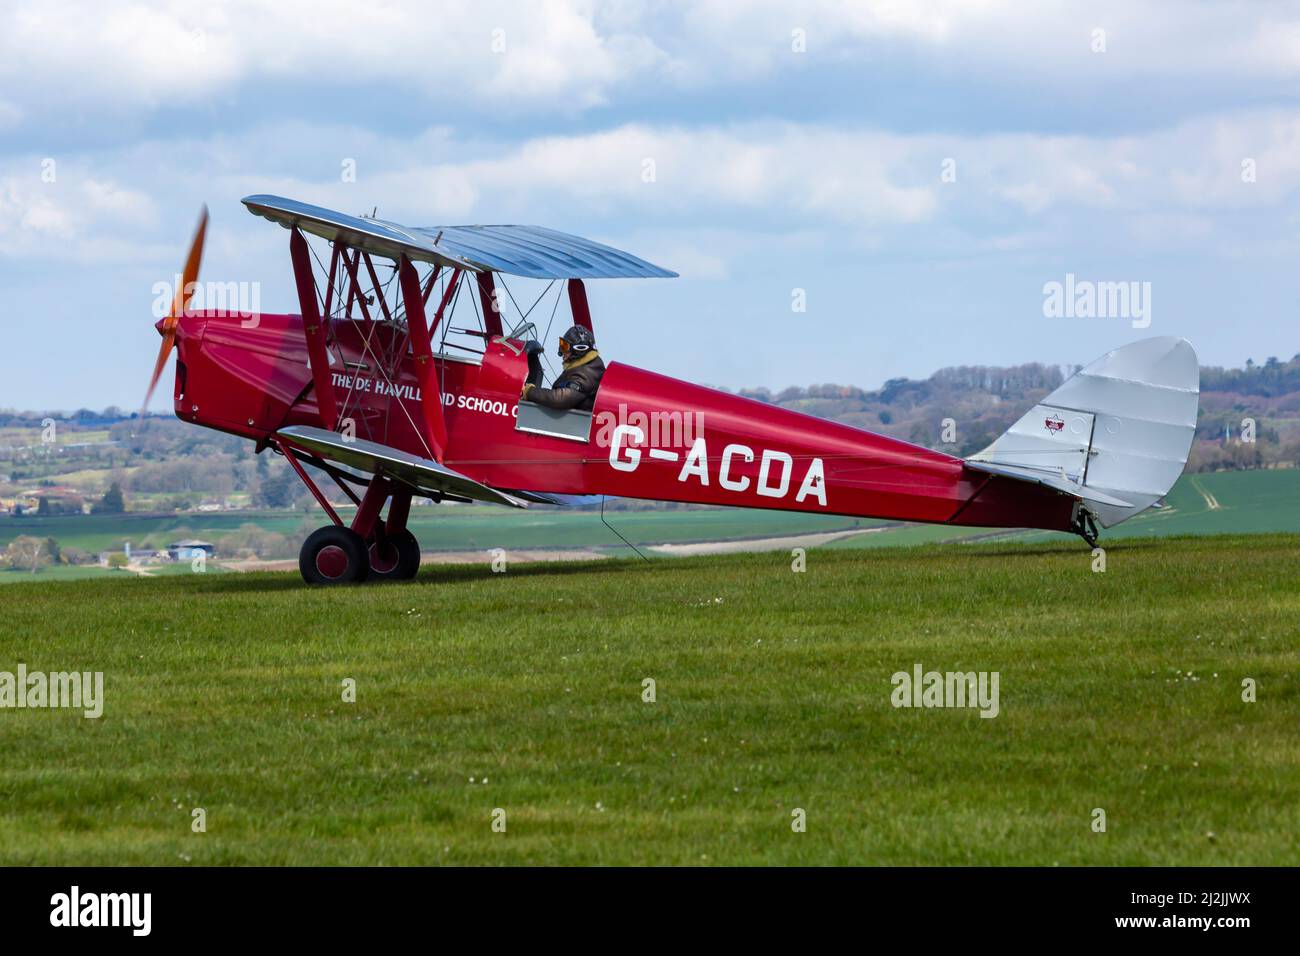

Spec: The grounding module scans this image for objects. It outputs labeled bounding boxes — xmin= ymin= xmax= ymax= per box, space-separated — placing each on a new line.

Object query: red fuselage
xmin=167 ymin=310 xmax=1076 ymax=532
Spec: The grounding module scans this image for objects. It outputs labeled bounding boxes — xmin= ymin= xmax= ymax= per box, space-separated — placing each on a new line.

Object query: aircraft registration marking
xmin=608 ymin=425 xmax=828 ymax=507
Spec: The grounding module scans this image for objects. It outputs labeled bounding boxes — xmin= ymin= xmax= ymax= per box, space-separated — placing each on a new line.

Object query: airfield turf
xmin=0 ymin=534 xmax=1296 ymax=865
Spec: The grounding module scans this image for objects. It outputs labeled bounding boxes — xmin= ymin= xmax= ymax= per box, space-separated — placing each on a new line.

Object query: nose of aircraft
xmin=155 ymin=311 xmax=205 ymax=345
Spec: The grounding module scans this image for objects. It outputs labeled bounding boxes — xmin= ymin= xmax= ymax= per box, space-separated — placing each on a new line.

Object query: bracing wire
xmin=600 ymin=495 xmax=650 ymax=562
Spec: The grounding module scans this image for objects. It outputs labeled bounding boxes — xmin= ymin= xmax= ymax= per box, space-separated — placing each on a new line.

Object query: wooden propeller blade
xmin=170 ymin=205 xmax=208 ymax=320
xmin=142 ymin=206 xmax=208 ymax=412
xmin=141 ymin=327 xmax=177 ymax=412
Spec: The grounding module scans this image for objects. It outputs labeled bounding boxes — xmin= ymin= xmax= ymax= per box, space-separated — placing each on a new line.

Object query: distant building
xmin=168 ymin=540 xmax=217 ymax=560
xmin=98 ymin=542 xmax=179 ymax=566
xmin=115 ymin=549 xmax=166 ymax=564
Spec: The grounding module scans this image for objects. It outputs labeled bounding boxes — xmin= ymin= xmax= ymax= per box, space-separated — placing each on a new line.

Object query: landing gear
xmin=367 ymin=529 xmax=422 ymax=581
xmin=300 ymin=526 xmax=370 ymax=585
xmin=277 ymin=442 xmax=424 ymax=585
xmin=1071 ymin=508 xmax=1100 ymax=548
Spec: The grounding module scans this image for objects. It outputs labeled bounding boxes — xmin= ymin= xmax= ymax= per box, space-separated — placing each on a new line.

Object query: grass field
xmin=0 ymin=504 xmax=870 ymax=555
xmin=0 ymin=534 xmax=1296 ymax=865
xmin=826 ymin=468 xmax=1300 ymax=549
xmin=0 ymin=511 xmax=315 ymax=554
xmin=1010 ymin=468 xmax=1300 ymax=543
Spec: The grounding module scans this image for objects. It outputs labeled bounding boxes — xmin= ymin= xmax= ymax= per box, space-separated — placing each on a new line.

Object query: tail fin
xmin=967 ymin=337 xmax=1199 ymax=528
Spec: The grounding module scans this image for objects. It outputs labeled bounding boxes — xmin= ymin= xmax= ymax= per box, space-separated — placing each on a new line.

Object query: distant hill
xmin=736 ymin=353 xmax=1300 ymax=472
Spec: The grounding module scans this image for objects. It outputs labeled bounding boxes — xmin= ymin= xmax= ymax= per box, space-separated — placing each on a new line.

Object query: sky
xmin=2 ymin=0 xmax=1299 ymax=412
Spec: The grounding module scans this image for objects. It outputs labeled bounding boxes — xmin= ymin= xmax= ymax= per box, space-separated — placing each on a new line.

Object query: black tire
xmin=367 ymin=529 xmax=421 ymax=581
xmin=299 ymin=526 xmax=370 ymax=585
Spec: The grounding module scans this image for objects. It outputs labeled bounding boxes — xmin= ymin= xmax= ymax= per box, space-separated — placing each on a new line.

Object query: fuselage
xmin=166 ymin=310 xmax=1077 ymax=532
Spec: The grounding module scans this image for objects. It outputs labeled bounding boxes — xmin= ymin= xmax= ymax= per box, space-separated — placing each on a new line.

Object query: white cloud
xmin=636 ymin=0 xmax=1300 ymax=89
xmin=3 ymin=0 xmax=1300 ymax=126
xmin=6 ymin=108 xmax=1300 ymax=270
xmin=336 ymin=123 xmax=940 ymax=226
xmin=0 ymin=173 xmax=158 ymax=260
xmin=1125 ymin=212 xmax=1214 ymax=246
xmin=0 ymin=0 xmax=662 ymax=116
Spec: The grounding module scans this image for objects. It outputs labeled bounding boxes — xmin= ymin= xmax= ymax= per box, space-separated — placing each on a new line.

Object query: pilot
xmin=520 ymin=325 xmax=605 ymax=411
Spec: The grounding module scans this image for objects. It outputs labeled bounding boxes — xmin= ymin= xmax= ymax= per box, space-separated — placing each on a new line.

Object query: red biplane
xmin=143 ymin=197 xmax=1200 ymax=583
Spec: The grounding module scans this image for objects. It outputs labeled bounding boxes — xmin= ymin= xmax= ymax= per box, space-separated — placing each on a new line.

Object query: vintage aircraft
xmin=142 ymin=197 xmax=1200 ymax=583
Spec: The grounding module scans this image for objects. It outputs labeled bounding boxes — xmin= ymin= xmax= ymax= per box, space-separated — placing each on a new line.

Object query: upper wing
xmin=409 ymin=224 xmax=677 ymax=279
xmin=242 ymin=195 xmax=481 ymax=271
xmin=242 ymin=194 xmax=677 ymax=279
xmin=276 ymin=425 xmax=527 ymax=509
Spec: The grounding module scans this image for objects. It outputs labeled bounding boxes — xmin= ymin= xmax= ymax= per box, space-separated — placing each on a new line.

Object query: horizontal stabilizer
xmin=963 ymin=459 xmax=1134 ymax=508
xmin=277 ymin=425 xmax=527 ymax=509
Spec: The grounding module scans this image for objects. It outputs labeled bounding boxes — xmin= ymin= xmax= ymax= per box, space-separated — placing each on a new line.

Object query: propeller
xmin=142 ymin=205 xmax=208 ymax=412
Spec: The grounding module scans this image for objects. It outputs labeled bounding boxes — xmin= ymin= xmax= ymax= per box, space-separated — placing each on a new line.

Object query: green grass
xmin=0 ymin=565 xmax=134 ymax=584
xmin=5 ymin=469 xmax=1297 ymax=560
xmin=0 ymin=534 xmax=1296 ymax=865
xmin=404 ymin=506 xmax=871 ymax=553
xmin=0 ymin=563 xmax=233 ymax=585
xmin=27 ymin=466 xmax=118 ymax=491
xmin=0 ymin=426 xmax=113 ymax=446
xmin=824 ymin=522 xmax=992 ymax=549
xmin=0 ymin=506 xmax=869 ymax=556
xmin=0 ymin=511 xmax=310 ymax=553
xmin=1100 ymin=468 xmax=1300 ymax=537
xmin=5 ymin=468 xmax=1298 ymax=588
xmin=828 ymin=468 xmax=1300 ymax=549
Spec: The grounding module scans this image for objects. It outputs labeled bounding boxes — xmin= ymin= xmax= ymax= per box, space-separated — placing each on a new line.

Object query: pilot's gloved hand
xmin=524 ymin=339 xmax=543 ymax=356
xmin=520 ymin=382 xmax=535 ymax=400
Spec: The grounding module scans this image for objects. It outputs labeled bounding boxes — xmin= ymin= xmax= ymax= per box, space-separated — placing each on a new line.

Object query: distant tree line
xmin=737 ymin=356 xmax=1300 ymax=470
xmin=0 ymin=406 xmax=134 ymax=428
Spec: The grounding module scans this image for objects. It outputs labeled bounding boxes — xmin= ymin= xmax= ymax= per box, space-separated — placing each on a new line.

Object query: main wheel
xmin=299 ymin=526 xmax=370 ymax=585
xmin=367 ymin=529 xmax=421 ymax=581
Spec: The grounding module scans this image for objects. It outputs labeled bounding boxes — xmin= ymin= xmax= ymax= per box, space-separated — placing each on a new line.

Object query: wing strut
xmin=431 ymin=268 xmax=461 ymax=339
xmin=568 ymin=278 xmax=593 ymax=335
xmin=341 ymin=248 xmax=372 ymax=322
xmin=476 ymin=272 xmax=503 ymax=337
xmin=289 ymin=226 xmax=340 ymax=430
xmin=397 ymin=255 xmax=449 ymax=462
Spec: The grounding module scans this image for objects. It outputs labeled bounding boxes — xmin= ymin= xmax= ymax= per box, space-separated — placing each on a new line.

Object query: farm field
xmin=823 ymin=468 xmax=1300 ymax=548
xmin=0 ymin=505 xmax=873 ymax=577
xmin=2 ymin=468 xmax=1297 ymax=584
